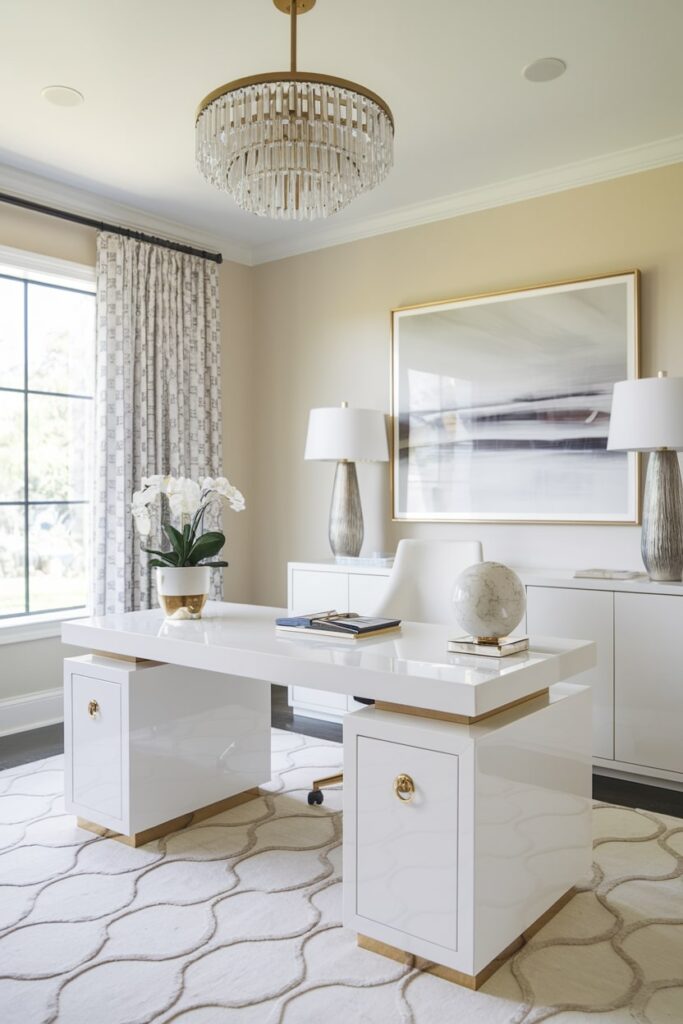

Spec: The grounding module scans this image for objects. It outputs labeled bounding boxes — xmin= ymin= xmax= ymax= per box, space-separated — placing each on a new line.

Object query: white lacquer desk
xmin=62 ymin=602 xmax=595 ymax=989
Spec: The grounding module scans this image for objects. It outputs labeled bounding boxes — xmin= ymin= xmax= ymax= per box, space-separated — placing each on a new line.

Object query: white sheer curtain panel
xmin=93 ymin=232 xmax=223 ymax=614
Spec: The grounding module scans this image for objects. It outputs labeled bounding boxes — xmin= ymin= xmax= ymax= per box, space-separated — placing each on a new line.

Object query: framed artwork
xmin=391 ymin=271 xmax=640 ymax=524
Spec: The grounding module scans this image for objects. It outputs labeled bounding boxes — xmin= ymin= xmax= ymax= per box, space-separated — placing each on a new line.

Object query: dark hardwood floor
xmin=2 ymin=685 xmax=681 ymax=818
xmin=0 ymin=722 xmax=65 ymax=771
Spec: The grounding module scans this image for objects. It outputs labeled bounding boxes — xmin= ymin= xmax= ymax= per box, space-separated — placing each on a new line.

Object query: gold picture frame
xmin=391 ymin=270 xmax=641 ymax=525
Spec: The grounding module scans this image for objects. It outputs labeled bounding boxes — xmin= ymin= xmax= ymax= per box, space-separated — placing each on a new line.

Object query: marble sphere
xmin=452 ymin=562 xmax=526 ymax=640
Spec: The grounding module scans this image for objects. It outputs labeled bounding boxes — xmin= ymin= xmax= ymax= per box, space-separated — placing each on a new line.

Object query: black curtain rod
xmin=0 ymin=191 xmax=223 ymax=264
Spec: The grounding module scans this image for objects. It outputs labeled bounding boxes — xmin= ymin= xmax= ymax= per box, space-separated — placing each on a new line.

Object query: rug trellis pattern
xmin=0 ymin=730 xmax=682 ymax=1023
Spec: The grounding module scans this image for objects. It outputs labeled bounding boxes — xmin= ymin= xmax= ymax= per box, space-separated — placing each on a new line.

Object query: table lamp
xmin=608 ymin=371 xmax=683 ymax=581
xmin=304 ymin=402 xmax=389 ymax=558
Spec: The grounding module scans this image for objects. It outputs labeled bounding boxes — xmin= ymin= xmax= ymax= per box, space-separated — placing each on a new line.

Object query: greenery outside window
xmin=0 ymin=254 xmax=95 ymax=621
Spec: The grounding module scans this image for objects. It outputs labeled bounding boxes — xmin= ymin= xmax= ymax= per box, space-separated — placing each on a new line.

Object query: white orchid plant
xmin=131 ymin=475 xmax=245 ymax=569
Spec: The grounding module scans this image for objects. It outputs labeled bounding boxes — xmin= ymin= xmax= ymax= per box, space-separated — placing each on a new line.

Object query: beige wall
xmin=0 ymin=206 xmax=253 ymax=702
xmin=3 ymin=160 xmax=683 ymax=702
xmin=250 ymin=162 xmax=683 ymax=607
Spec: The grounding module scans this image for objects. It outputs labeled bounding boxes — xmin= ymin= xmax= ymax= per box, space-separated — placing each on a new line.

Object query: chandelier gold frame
xmin=195 ymin=0 xmax=394 ymax=129
xmin=196 ymin=71 xmax=394 ymax=127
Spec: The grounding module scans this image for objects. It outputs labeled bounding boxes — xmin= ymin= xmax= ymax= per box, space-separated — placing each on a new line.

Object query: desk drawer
xmin=71 ymin=673 xmax=122 ymax=819
xmin=355 ymin=736 xmax=459 ymax=951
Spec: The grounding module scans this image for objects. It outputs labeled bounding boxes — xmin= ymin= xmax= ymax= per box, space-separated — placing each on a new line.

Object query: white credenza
xmin=287 ymin=560 xmax=683 ymax=788
xmin=520 ymin=571 xmax=683 ymax=789
xmin=287 ymin=561 xmax=393 ymax=721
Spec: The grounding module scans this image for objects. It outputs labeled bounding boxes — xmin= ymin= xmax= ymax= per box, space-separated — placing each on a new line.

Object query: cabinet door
xmin=615 ymin=593 xmax=683 ymax=775
xmin=289 ymin=570 xmax=349 ymax=715
xmin=348 ymin=573 xmax=390 ymax=615
xmin=526 ymin=586 xmax=614 ymax=759
xmin=71 ymin=673 xmax=122 ymax=819
xmin=290 ymin=686 xmax=348 ymax=715
xmin=290 ymin=570 xmax=348 ymax=614
xmin=355 ymin=736 xmax=459 ymax=950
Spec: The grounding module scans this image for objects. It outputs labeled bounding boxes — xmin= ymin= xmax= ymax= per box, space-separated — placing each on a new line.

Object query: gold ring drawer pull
xmin=88 ymin=700 xmax=99 ymax=719
xmin=393 ymin=773 xmax=415 ymax=802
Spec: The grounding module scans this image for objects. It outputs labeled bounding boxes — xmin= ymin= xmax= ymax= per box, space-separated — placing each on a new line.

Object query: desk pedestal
xmin=64 ymin=655 xmax=270 ymax=844
xmin=343 ymin=685 xmax=591 ymax=988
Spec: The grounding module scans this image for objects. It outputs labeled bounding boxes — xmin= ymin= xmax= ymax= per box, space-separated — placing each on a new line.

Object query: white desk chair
xmin=308 ymin=539 xmax=483 ymax=804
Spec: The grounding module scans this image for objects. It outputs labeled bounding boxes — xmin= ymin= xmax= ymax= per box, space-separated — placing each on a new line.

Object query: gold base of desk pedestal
xmin=357 ymin=886 xmax=575 ymax=991
xmin=78 ymin=787 xmax=262 ymax=848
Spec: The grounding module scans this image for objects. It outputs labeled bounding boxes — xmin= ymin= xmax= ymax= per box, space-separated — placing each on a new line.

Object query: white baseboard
xmin=593 ymin=762 xmax=683 ymax=792
xmin=0 ymin=688 xmax=63 ymax=736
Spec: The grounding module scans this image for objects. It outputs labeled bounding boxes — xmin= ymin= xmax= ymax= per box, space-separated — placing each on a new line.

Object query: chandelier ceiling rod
xmin=290 ymin=1 xmax=297 ymax=72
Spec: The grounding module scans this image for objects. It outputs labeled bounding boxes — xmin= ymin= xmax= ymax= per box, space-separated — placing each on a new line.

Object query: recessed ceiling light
xmin=522 ymin=58 xmax=567 ymax=83
xmin=41 ymin=85 xmax=85 ymax=107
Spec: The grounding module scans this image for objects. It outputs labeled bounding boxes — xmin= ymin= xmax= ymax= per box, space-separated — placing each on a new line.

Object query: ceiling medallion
xmin=195 ymin=0 xmax=394 ymax=220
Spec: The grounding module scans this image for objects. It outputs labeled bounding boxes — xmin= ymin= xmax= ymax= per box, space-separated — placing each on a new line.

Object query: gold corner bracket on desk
xmin=374 ymin=688 xmax=549 ymax=725
xmin=91 ymin=649 xmax=164 ymax=667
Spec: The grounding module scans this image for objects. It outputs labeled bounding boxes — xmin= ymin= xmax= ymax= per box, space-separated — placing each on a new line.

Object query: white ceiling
xmin=1 ymin=0 xmax=683 ymax=264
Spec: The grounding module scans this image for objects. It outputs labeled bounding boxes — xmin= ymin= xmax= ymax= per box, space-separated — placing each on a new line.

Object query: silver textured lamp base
xmin=329 ymin=460 xmax=363 ymax=558
xmin=642 ymin=449 xmax=683 ymax=581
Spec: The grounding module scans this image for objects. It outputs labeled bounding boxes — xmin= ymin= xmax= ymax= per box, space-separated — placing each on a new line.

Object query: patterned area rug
xmin=1 ymin=730 xmax=682 ymax=1024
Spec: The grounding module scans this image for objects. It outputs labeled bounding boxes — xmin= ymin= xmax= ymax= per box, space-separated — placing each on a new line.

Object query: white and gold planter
xmin=156 ymin=566 xmax=211 ymax=620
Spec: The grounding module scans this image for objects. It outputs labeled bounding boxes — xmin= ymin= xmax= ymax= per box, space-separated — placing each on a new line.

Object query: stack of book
xmin=275 ymin=611 xmax=401 ymax=640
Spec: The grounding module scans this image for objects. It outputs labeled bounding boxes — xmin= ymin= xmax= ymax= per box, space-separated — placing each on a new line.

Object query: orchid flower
xmin=130 ymin=473 xmax=245 ymax=567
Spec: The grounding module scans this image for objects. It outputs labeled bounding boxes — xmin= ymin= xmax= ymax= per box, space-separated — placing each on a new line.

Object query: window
xmin=0 ymin=251 xmax=95 ymax=621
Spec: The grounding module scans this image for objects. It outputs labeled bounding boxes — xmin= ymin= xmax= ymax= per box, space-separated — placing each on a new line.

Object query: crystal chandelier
xmin=195 ymin=0 xmax=394 ymax=220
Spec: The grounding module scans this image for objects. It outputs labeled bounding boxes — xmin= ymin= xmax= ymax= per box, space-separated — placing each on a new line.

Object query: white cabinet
xmin=614 ymin=593 xmax=683 ymax=776
xmin=64 ymin=655 xmax=271 ymax=838
xmin=344 ymin=688 xmax=592 ymax=979
xmin=290 ymin=568 xmax=349 ymax=615
xmin=71 ymin=672 xmax=122 ymax=820
xmin=350 ymin=574 xmax=393 ymax=615
xmin=287 ymin=562 xmax=392 ymax=721
xmin=525 ymin=587 xmax=614 ymax=759
xmin=520 ymin=570 xmax=683 ymax=786
xmin=356 ymin=735 xmax=460 ymax=951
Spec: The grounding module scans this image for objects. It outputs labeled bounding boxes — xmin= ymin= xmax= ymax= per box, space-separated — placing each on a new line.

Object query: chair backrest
xmin=374 ymin=539 xmax=483 ymax=625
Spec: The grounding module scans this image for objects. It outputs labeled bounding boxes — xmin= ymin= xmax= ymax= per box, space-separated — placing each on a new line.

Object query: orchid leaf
xmin=200 ymin=560 xmax=229 ymax=568
xmin=187 ymin=531 xmax=225 ymax=565
xmin=143 ymin=547 xmax=178 ymax=566
xmin=163 ymin=523 xmax=185 ymax=559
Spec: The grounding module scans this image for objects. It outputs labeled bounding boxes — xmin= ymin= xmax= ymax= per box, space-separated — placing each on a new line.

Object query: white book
xmin=573 ymin=569 xmax=644 ymax=580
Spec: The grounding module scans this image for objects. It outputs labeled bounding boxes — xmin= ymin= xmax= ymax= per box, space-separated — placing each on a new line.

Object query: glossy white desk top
xmin=62 ymin=602 xmax=595 ymax=718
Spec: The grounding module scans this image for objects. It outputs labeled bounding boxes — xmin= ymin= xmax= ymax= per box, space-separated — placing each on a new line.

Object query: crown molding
xmin=4 ymin=132 xmax=683 ymax=271
xmin=251 ymin=132 xmax=683 ymax=265
xmin=0 ymin=163 xmax=254 ymax=266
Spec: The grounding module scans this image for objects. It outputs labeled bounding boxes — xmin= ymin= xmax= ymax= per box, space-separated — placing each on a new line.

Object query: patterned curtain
xmin=93 ymin=233 xmax=223 ymax=614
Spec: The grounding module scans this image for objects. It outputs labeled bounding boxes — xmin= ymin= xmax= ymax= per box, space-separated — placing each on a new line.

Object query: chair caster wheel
xmin=308 ymin=790 xmax=324 ymax=805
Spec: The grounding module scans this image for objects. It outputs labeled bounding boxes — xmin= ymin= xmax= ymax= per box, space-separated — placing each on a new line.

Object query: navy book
xmin=275 ymin=611 xmax=401 ymax=637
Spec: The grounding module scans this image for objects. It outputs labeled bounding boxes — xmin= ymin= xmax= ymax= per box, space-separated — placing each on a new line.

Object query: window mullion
xmin=23 ymin=279 xmax=29 ymax=615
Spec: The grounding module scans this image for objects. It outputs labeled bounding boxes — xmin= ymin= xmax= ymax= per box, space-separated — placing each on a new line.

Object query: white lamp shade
xmin=304 ymin=406 xmax=389 ymax=462
xmin=608 ymin=376 xmax=683 ymax=452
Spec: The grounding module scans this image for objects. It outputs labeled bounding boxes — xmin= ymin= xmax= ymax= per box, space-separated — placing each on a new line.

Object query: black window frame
xmin=0 ymin=270 xmax=95 ymax=620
